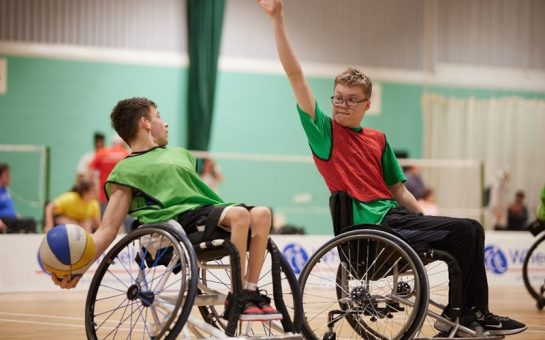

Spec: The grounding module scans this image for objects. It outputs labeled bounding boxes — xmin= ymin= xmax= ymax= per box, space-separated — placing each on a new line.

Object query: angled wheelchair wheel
xmin=523 ymin=233 xmax=545 ymax=310
xmin=412 ymin=257 xmax=451 ymax=337
xmin=299 ymin=228 xmax=429 ymax=340
xmin=85 ymin=223 xmax=199 ymax=339
xmin=197 ymin=238 xmax=303 ymax=337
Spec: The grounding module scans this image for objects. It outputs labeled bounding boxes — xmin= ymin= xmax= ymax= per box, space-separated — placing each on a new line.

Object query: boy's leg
xmin=246 ymin=206 xmax=272 ymax=284
xmin=220 ymin=205 xmax=281 ymax=321
xmin=220 ymin=206 xmax=251 ymax=284
xmin=245 ymin=206 xmax=282 ymax=319
xmin=383 ymin=208 xmax=526 ymax=335
xmin=382 ymin=208 xmax=486 ymax=313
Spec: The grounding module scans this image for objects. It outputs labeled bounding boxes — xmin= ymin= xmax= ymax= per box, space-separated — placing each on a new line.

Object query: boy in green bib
xmin=53 ymin=97 xmax=281 ymax=321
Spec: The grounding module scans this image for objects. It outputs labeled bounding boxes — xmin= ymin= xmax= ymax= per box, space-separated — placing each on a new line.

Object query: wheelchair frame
xmin=84 ymin=220 xmax=304 ymax=339
xmin=297 ymin=192 xmax=504 ymax=340
xmin=522 ymin=220 xmax=545 ymax=310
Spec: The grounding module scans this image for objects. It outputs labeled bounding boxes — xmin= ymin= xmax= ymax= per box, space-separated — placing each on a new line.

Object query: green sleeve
xmin=382 ymin=141 xmax=406 ymax=186
xmin=539 ymin=185 xmax=545 ymax=221
xmin=297 ymin=102 xmax=332 ymax=160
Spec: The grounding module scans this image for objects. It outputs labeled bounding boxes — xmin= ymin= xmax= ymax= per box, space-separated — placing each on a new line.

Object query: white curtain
xmin=422 ymin=93 xmax=545 ymax=227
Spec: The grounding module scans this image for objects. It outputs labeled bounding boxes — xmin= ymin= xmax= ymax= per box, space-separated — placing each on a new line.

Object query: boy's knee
xmin=250 ymin=206 xmax=272 ymax=224
xmin=465 ymin=218 xmax=485 ymax=240
xmin=227 ymin=206 xmax=251 ymax=227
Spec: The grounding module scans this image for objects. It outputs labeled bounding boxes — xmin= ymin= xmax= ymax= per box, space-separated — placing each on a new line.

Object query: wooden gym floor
xmin=0 ymin=286 xmax=544 ymax=339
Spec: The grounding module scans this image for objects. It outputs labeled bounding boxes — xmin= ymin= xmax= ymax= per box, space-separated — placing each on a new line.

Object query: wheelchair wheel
xmin=197 ymin=238 xmax=303 ymax=336
xmin=85 ymin=223 xmax=199 ymax=339
xmin=299 ymin=228 xmax=429 ymax=340
xmin=522 ymin=233 xmax=545 ymax=310
xmin=413 ymin=258 xmax=451 ymax=337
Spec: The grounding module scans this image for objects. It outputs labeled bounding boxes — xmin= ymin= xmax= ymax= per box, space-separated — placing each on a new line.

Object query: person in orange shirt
xmin=91 ymin=135 xmax=130 ymax=206
xmin=90 ymin=135 xmax=131 ymax=231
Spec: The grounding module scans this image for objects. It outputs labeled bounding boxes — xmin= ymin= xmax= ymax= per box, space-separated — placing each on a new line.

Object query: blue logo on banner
xmin=484 ymin=245 xmax=508 ymax=274
xmin=283 ymin=243 xmax=309 ymax=274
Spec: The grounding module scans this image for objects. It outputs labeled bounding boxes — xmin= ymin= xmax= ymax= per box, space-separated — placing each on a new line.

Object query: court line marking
xmin=0 ymin=311 xmax=83 ymax=321
xmin=0 ymin=318 xmax=84 ymax=328
xmin=0 ymin=316 xmax=142 ymax=334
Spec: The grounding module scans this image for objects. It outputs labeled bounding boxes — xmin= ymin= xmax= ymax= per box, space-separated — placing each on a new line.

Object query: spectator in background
xmin=418 ymin=187 xmax=440 ymax=216
xmin=507 ymin=190 xmax=528 ymax=230
xmin=0 ymin=162 xmax=37 ymax=233
xmin=76 ymin=132 xmax=105 ymax=187
xmin=403 ymin=165 xmax=426 ymax=200
xmin=488 ymin=169 xmax=511 ymax=230
xmin=539 ymin=185 xmax=545 ymax=222
xmin=199 ymin=158 xmax=224 ymax=193
xmin=90 ymin=134 xmax=131 ymax=231
xmin=44 ymin=181 xmax=100 ymax=234
xmin=527 ymin=184 xmax=545 ymax=236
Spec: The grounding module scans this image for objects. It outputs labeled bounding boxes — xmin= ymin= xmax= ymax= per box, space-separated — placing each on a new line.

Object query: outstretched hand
xmin=51 ymin=274 xmax=82 ymax=289
xmin=257 ymin=0 xmax=283 ymax=18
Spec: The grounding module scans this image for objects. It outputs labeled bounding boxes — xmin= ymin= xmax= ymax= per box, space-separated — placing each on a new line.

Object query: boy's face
xmin=331 ymin=83 xmax=370 ymax=128
xmin=148 ymin=107 xmax=169 ymax=147
xmin=0 ymin=169 xmax=10 ymax=187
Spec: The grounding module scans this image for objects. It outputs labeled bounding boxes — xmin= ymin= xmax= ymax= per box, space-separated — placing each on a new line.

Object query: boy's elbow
xmin=286 ymin=68 xmax=304 ymax=82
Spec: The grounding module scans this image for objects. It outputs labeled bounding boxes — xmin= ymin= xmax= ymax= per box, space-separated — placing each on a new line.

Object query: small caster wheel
xmin=537 ymin=297 xmax=545 ymax=311
xmin=323 ymin=331 xmax=336 ymax=340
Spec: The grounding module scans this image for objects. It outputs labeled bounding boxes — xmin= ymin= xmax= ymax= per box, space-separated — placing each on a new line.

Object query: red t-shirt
xmin=91 ymin=145 xmax=129 ymax=202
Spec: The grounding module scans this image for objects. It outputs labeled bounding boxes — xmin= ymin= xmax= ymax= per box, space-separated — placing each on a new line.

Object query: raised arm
xmin=52 ymin=183 xmax=132 ymax=289
xmin=258 ymin=0 xmax=316 ymax=118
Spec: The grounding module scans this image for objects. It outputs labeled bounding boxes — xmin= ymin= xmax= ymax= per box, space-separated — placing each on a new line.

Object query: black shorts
xmin=176 ymin=204 xmax=254 ymax=239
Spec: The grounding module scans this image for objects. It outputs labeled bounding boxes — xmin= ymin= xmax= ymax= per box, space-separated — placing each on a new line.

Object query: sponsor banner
xmin=0 ymin=231 xmax=540 ymax=292
xmin=0 ymin=234 xmax=124 ymax=292
xmin=272 ymin=231 xmax=538 ymax=286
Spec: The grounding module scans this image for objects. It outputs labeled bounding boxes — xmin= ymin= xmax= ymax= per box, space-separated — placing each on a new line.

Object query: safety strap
xmin=200 ymin=205 xmax=226 ymax=242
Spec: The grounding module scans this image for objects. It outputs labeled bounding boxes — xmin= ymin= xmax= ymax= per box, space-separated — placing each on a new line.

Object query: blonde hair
xmin=334 ymin=67 xmax=372 ymax=99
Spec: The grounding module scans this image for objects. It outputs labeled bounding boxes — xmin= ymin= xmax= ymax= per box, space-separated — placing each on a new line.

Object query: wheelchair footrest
xmin=413 ymin=336 xmax=504 ymax=340
xmin=236 ymin=334 xmax=303 ymax=340
xmin=194 ymin=293 xmax=227 ymax=306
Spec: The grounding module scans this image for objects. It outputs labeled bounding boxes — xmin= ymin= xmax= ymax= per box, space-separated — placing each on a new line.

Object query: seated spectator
xmin=507 ymin=190 xmax=528 ymax=231
xmin=403 ymin=165 xmax=425 ymax=200
xmin=44 ymin=181 xmax=100 ymax=234
xmin=418 ymin=187 xmax=440 ymax=216
xmin=199 ymin=157 xmax=224 ymax=193
xmin=0 ymin=162 xmax=37 ymax=233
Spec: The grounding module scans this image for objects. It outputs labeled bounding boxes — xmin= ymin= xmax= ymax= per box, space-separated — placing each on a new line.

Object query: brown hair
xmin=0 ymin=162 xmax=8 ymax=176
xmin=334 ymin=67 xmax=372 ymax=99
xmin=71 ymin=180 xmax=93 ymax=197
xmin=110 ymin=97 xmax=157 ymax=145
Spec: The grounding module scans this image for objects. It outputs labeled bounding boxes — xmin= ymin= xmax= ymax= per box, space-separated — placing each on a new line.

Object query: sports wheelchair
xmin=522 ymin=219 xmax=545 ymax=310
xmin=298 ymin=192 xmax=503 ymax=340
xmin=83 ymin=209 xmax=304 ymax=339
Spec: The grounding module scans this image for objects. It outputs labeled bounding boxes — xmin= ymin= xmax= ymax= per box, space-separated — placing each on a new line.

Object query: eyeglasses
xmin=331 ymin=96 xmax=369 ymax=108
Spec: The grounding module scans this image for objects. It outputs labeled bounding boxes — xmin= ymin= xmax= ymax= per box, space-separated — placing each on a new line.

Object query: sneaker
xmin=433 ymin=308 xmax=478 ymax=335
xmin=223 ymin=291 xmax=276 ymax=321
xmin=472 ymin=308 xmax=527 ymax=335
xmin=240 ymin=300 xmax=268 ymax=321
xmin=249 ymin=289 xmax=283 ymax=320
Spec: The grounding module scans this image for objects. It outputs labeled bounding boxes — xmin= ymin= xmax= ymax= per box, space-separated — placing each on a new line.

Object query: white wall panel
xmin=0 ymin=0 xmax=543 ymax=71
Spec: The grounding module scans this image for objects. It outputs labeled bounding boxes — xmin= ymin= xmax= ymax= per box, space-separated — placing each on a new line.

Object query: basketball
xmin=38 ymin=224 xmax=96 ymax=278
